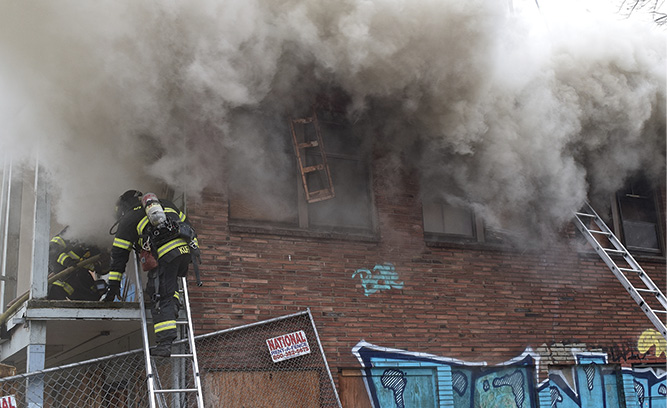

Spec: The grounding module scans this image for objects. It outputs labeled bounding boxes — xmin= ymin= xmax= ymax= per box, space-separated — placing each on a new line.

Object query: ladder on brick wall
xmin=573 ymin=202 xmax=667 ymax=340
xmin=289 ymin=112 xmax=335 ymax=203
xmin=135 ymin=266 xmax=205 ymax=408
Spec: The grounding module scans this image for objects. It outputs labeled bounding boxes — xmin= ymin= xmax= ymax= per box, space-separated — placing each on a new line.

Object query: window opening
xmin=423 ymin=201 xmax=476 ymax=239
xmin=229 ymin=99 xmax=375 ymax=236
xmin=616 ymin=179 xmax=662 ymax=253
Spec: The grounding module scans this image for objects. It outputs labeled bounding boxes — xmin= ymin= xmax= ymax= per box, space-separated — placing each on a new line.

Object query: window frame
xmin=610 ymin=181 xmax=665 ymax=257
xmin=228 ymin=107 xmax=378 ymax=240
xmin=422 ymin=200 xmax=481 ymax=243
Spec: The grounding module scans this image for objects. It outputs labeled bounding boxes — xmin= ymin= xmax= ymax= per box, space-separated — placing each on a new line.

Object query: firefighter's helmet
xmin=115 ymin=190 xmax=143 ymax=220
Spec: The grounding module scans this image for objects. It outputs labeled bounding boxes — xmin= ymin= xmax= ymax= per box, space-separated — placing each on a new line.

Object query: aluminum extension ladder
xmin=135 ymin=266 xmax=205 ymax=408
xmin=573 ymin=202 xmax=667 ymax=340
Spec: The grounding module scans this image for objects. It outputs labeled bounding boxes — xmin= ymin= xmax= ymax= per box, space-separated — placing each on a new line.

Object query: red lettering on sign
xmin=0 ymin=395 xmax=17 ymax=408
xmin=267 ymin=339 xmax=275 ymax=351
xmin=283 ymin=335 xmax=292 ymax=346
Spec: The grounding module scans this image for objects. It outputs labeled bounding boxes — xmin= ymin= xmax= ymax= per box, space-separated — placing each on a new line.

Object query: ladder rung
xmin=155 ymin=388 xmax=199 ymax=394
xmin=170 ymin=353 xmax=194 ymax=358
xmin=651 ymin=310 xmax=667 ymax=314
xmin=298 ymin=141 xmax=319 ymax=148
xmin=307 ymin=190 xmax=335 ymax=202
xmin=603 ymin=248 xmax=626 ymax=255
xmin=176 ymin=320 xmax=189 ymax=325
xmin=636 ymin=289 xmax=658 ymax=294
xmin=618 ymin=267 xmax=641 ymax=273
xmin=292 ymin=117 xmax=313 ymax=124
xmin=588 ymin=230 xmax=611 ymax=236
xmin=303 ymin=164 xmax=325 ymax=173
xmin=575 ymin=212 xmax=595 ymax=218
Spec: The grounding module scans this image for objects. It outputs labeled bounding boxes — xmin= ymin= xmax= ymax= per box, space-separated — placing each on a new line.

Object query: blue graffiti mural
xmin=625 ymin=367 xmax=667 ymax=408
xmin=536 ymin=353 xmax=667 ymax=408
xmin=352 ymin=341 xmax=537 ymax=407
xmin=352 ymin=341 xmax=666 ymax=408
xmin=380 ymin=369 xmax=407 ymax=408
xmin=352 ymin=263 xmax=404 ymax=296
xmin=493 ymin=370 xmax=526 ymax=408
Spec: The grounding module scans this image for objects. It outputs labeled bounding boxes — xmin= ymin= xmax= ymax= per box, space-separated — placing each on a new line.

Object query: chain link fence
xmin=0 ymin=310 xmax=341 ymax=407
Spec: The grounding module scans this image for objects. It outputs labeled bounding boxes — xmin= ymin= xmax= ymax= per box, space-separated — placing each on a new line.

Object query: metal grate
xmin=0 ymin=310 xmax=341 ymax=407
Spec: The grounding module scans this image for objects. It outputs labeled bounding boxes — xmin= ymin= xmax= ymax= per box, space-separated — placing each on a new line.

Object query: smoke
xmin=0 ymin=0 xmax=664 ymax=244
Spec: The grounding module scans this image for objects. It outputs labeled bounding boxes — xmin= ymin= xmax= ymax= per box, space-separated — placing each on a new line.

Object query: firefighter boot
xmin=150 ymin=341 xmax=172 ymax=358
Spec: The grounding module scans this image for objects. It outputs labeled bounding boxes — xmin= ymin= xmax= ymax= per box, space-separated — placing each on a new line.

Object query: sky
xmin=0 ymin=0 xmax=664 ymax=245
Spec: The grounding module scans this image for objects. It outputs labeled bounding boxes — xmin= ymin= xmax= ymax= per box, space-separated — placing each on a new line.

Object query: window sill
xmin=571 ymin=244 xmax=665 ymax=263
xmin=229 ymin=222 xmax=380 ymax=243
xmin=424 ymin=237 xmax=513 ymax=252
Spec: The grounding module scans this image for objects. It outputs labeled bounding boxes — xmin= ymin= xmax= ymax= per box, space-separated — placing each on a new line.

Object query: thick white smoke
xmin=0 ymin=0 xmax=664 ymax=244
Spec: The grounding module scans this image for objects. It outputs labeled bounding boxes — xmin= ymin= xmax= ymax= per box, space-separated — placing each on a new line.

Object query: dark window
xmin=229 ymin=107 xmax=375 ymax=235
xmin=305 ymin=110 xmax=373 ymax=232
xmin=616 ymin=179 xmax=663 ymax=254
xmin=227 ymin=115 xmax=299 ymax=227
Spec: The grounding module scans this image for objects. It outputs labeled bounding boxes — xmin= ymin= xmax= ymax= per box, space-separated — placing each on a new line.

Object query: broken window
xmin=227 ymin=113 xmax=300 ymax=227
xmin=614 ymin=178 xmax=663 ymax=254
xmin=294 ymin=108 xmax=374 ymax=232
xmin=229 ymin=103 xmax=375 ymax=235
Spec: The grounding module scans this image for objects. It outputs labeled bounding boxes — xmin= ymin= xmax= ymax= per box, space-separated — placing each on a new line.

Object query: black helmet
xmin=115 ymin=190 xmax=142 ymax=220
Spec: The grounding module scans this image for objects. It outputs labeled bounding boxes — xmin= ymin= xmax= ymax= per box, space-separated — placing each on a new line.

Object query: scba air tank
xmin=141 ymin=192 xmax=167 ymax=227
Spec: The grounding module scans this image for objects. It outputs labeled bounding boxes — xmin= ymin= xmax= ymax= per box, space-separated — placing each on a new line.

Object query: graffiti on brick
xmin=352 ymin=341 xmax=666 ymax=408
xmin=539 ymin=353 xmax=667 ymax=408
xmin=637 ymin=329 xmax=666 ymax=357
xmin=353 ymin=341 xmax=536 ymax=408
xmin=540 ymin=336 xmax=663 ymax=364
xmin=352 ymin=262 xmax=404 ymax=296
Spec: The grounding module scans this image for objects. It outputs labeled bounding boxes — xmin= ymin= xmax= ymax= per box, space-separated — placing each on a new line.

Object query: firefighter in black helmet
xmin=105 ymin=190 xmax=199 ymax=358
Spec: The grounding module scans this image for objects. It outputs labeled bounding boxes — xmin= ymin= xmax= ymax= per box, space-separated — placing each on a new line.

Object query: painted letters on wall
xmin=352 ymin=263 xmax=404 ymax=296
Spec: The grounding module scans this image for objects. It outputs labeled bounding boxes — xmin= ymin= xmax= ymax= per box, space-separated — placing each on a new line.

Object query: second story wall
xmin=187 ymin=151 xmax=667 ymax=375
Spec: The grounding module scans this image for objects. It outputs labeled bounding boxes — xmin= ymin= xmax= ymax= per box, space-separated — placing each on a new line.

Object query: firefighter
xmin=104 ymin=190 xmax=199 ymax=358
xmin=49 ymin=227 xmax=80 ymax=274
xmin=48 ymin=231 xmax=110 ymax=301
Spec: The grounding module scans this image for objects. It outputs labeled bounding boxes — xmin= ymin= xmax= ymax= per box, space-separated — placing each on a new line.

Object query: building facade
xmin=185 ymin=138 xmax=667 ymax=407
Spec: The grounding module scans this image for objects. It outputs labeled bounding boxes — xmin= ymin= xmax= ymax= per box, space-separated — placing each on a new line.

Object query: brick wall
xmin=186 ymin=165 xmax=666 ymax=380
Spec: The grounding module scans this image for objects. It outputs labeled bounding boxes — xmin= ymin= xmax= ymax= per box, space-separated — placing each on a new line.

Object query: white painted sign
xmin=0 ymin=395 xmax=17 ymax=408
xmin=266 ymin=330 xmax=311 ymax=363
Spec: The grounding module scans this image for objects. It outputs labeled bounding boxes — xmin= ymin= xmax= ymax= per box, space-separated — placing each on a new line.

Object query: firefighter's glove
xmin=103 ymin=281 xmax=120 ymax=302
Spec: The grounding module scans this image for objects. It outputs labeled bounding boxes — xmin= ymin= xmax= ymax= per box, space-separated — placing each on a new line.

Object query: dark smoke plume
xmin=0 ymin=0 xmax=664 ymax=244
